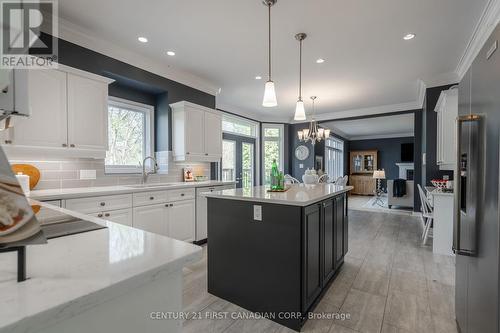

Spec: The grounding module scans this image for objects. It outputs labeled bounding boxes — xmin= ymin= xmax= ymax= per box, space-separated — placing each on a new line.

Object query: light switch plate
xmin=80 ymin=169 xmax=97 ymax=180
xmin=253 ymin=205 xmax=262 ymax=221
xmin=299 ymin=163 xmax=304 ymax=169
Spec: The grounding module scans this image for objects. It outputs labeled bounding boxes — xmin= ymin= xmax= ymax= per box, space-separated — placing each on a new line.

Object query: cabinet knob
xmin=62 ymin=143 xmax=67 ymax=147
xmin=4 ymin=140 xmax=12 ymax=144
xmin=165 ymin=204 xmax=169 ymax=207
xmin=181 ymin=193 xmax=185 ymax=196
xmin=149 ymin=196 xmax=154 ymax=200
xmin=170 ymin=204 xmax=174 ymax=207
xmin=100 ymin=202 xmax=105 ymax=206
xmin=70 ymin=144 xmax=75 ymax=148
xmin=104 ymin=213 xmax=110 ymax=217
xmin=97 ymin=213 xmax=103 ymax=217
xmin=205 ymin=153 xmax=208 ymax=156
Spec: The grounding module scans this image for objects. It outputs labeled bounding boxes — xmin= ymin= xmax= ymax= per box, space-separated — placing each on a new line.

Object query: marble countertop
xmin=203 ymin=184 xmax=354 ymax=206
xmin=0 ymin=201 xmax=202 ymax=333
xmin=28 ymin=181 xmax=236 ymax=201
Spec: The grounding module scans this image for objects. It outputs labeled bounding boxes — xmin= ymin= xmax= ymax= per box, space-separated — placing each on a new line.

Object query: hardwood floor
xmin=182 ymin=209 xmax=456 ymax=333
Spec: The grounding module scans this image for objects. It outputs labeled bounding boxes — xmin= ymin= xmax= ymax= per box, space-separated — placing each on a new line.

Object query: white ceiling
xmin=322 ymin=113 xmax=414 ymax=140
xmin=57 ymin=0 xmax=489 ymax=121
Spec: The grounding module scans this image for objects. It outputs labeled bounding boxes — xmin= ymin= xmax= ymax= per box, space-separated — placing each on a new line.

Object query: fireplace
xmin=396 ymin=163 xmax=414 ymax=180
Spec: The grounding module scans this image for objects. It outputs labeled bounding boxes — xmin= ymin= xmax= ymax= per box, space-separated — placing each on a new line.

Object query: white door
xmin=184 ymin=108 xmax=204 ymax=157
xmin=132 ymin=204 xmax=167 ymax=235
xmin=168 ymin=199 xmax=195 ymax=241
xmin=10 ymin=69 xmax=68 ymax=148
xmin=204 ymin=111 xmax=222 ymax=158
xmin=95 ymin=208 xmax=133 ymax=227
xmin=67 ymin=73 xmax=108 ymax=151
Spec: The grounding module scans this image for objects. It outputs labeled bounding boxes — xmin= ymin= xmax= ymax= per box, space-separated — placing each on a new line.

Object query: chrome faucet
xmin=142 ymin=156 xmax=159 ymax=184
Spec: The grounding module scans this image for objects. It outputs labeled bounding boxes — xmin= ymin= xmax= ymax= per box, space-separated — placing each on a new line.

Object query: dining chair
xmin=417 ymin=184 xmax=434 ymax=245
xmin=318 ymin=174 xmax=329 ymax=183
xmin=284 ymin=174 xmax=300 ymax=184
xmin=334 ymin=177 xmax=343 ymax=185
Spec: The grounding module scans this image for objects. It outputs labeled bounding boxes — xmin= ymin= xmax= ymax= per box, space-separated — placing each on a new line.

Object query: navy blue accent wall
xmin=41 ymin=33 xmax=215 ymax=153
xmin=414 ymin=110 xmax=423 ymax=211
xmin=349 ymin=137 xmax=414 ymax=190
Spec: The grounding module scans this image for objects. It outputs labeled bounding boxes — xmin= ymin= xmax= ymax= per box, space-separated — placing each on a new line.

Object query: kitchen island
xmin=0 ymin=202 xmax=202 ymax=333
xmin=204 ymin=184 xmax=353 ymax=331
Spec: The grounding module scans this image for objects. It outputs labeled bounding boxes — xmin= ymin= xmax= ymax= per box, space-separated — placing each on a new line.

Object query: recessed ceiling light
xmin=138 ymin=37 xmax=148 ymax=43
xmin=403 ymin=33 xmax=416 ymax=40
xmin=316 ymin=58 xmax=325 ymax=64
xmin=255 ymin=76 xmax=262 ymax=80
xmin=167 ymin=51 xmax=176 ymax=56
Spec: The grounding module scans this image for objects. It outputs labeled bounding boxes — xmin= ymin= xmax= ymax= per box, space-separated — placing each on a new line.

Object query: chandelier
xmin=297 ymin=96 xmax=331 ymax=145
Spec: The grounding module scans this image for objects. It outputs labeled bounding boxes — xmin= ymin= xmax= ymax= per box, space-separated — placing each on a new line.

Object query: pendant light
xmin=262 ymin=0 xmax=278 ymax=107
xmin=294 ymin=33 xmax=307 ymax=121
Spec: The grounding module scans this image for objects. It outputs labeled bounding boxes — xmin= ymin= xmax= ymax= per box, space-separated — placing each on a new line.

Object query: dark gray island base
xmin=206 ymin=185 xmax=350 ymax=331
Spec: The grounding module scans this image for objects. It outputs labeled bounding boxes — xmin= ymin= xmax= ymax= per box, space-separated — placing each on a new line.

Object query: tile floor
xmin=182 ymin=209 xmax=456 ymax=333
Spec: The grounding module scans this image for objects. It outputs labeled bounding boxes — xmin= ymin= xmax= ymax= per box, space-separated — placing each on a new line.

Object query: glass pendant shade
xmin=294 ymin=99 xmax=306 ymax=121
xmin=297 ymin=131 xmax=303 ymax=140
xmin=324 ymin=129 xmax=331 ymax=138
xmin=262 ymin=80 xmax=278 ymax=107
xmin=318 ymin=128 xmax=325 ymax=139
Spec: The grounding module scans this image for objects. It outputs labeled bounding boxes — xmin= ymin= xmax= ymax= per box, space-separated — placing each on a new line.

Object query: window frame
xmin=262 ymin=123 xmax=284 ymax=184
xmin=105 ymin=97 xmax=155 ymax=174
xmin=325 ymin=136 xmax=344 ymax=180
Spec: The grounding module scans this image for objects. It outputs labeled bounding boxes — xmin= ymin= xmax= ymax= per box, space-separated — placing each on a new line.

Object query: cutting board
xmin=11 ymin=164 xmax=41 ymax=190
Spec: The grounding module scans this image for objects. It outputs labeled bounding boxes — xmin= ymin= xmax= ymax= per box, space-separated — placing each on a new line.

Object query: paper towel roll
xmin=16 ymin=172 xmax=30 ymax=196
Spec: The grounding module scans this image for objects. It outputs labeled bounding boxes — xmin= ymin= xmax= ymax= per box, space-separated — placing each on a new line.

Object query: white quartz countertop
xmin=203 ymin=184 xmax=354 ymax=206
xmin=0 ymin=202 xmax=202 ymax=333
xmin=28 ymin=181 xmax=236 ymax=201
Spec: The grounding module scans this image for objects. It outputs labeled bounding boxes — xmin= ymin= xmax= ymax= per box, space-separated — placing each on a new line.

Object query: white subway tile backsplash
xmin=10 ymin=151 xmax=212 ymax=190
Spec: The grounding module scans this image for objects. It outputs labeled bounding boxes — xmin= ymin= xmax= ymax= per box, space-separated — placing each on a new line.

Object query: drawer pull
xmin=100 ymin=202 xmax=105 ymax=206
xmin=170 ymin=204 xmax=174 ymax=207
xmin=97 ymin=213 xmax=103 ymax=217
xmin=181 ymin=193 xmax=185 ymax=196
xmin=104 ymin=213 xmax=110 ymax=217
xmin=149 ymin=196 xmax=154 ymax=200
xmin=70 ymin=144 xmax=75 ymax=148
xmin=62 ymin=143 xmax=67 ymax=147
xmin=165 ymin=204 xmax=169 ymax=207
xmin=205 ymin=153 xmax=208 ymax=156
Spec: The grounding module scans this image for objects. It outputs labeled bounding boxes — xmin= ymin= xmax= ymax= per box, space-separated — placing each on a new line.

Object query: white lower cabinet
xmin=132 ymin=204 xmax=168 ymax=236
xmin=91 ymin=208 xmax=133 ymax=227
xmin=168 ymin=200 xmax=195 ymax=242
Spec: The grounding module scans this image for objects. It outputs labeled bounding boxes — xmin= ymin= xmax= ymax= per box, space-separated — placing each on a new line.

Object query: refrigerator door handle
xmin=453 ymin=114 xmax=481 ymax=256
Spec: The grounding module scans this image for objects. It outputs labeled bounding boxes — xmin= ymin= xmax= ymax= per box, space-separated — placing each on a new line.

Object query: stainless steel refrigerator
xmin=454 ymin=22 xmax=500 ymax=333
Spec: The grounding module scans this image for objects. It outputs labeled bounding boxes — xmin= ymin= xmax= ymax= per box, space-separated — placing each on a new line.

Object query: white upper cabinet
xmin=67 ymin=73 xmax=109 ymax=151
xmin=435 ymin=87 xmax=458 ymax=170
xmin=204 ymin=110 xmax=223 ymax=158
xmin=184 ymin=107 xmax=205 ymax=158
xmin=171 ymin=101 xmax=222 ymax=162
xmin=2 ymin=65 xmax=113 ymax=159
xmin=9 ymin=69 xmax=68 ymax=148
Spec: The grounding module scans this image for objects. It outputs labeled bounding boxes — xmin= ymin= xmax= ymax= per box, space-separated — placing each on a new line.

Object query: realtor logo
xmin=1 ymin=0 xmax=58 ymax=68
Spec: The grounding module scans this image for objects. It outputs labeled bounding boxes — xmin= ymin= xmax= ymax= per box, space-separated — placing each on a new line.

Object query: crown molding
xmin=456 ymin=0 xmax=500 ymax=80
xmin=46 ymin=16 xmax=219 ymax=95
xmin=348 ymin=132 xmax=415 ymax=141
xmin=289 ymin=100 xmax=422 ymax=124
